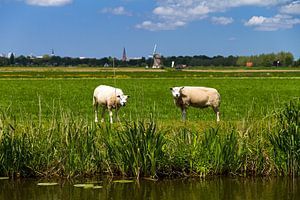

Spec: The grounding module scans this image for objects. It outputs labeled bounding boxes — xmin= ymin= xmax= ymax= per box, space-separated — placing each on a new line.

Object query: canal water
xmin=1 ymin=177 xmax=300 ymax=200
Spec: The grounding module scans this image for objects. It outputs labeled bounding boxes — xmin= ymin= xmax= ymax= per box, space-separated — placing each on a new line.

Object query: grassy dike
xmin=0 ymin=98 xmax=299 ymax=179
xmin=0 ymin=67 xmax=299 ymax=179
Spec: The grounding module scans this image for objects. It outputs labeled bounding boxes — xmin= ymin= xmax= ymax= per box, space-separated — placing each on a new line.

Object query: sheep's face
xmin=117 ymin=95 xmax=129 ymax=106
xmin=170 ymin=87 xmax=184 ymax=98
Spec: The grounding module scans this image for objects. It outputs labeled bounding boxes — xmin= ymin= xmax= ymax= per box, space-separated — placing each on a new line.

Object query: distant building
xmin=129 ymin=57 xmax=142 ymax=60
xmin=273 ymin=60 xmax=281 ymax=67
xmin=122 ymin=48 xmax=127 ymax=62
xmin=175 ymin=64 xmax=188 ymax=69
xmin=246 ymin=62 xmax=253 ymax=67
xmin=50 ymin=49 xmax=55 ymax=57
xmin=152 ymin=53 xmax=161 ymax=68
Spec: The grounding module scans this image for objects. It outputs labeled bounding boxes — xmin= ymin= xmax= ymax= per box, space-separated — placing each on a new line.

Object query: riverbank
xmin=0 ymin=99 xmax=299 ymax=179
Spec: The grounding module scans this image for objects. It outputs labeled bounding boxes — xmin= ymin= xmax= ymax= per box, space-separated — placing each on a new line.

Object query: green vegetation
xmin=1 ymin=51 xmax=299 ymax=67
xmin=1 ymin=67 xmax=300 ymax=78
xmin=0 ymin=99 xmax=299 ymax=178
xmin=0 ymin=69 xmax=299 ymax=179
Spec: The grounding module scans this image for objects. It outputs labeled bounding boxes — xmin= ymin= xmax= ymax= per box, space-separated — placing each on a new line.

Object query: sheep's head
xmin=170 ymin=87 xmax=184 ymax=98
xmin=117 ymin=95 xmax=129 ymax=106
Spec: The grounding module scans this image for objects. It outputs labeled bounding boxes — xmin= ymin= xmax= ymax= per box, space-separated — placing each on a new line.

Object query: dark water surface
xmin=1 ymin=177 xmax=300 ymax=200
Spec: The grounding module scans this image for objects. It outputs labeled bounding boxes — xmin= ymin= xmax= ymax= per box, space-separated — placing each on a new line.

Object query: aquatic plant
xmin=102 ymin=121 xmax=166 ymax=179
xmin=269 ymin=98 xmax=300 ymax=176
xmin=0 ymin=97 xmax=300 ymax=179
xmin=0 ymin=107 xmax=104 ymax=178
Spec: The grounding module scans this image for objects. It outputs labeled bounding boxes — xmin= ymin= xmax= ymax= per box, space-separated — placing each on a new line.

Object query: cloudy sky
xmin=1 ymin=0 xmax=300 ymax=59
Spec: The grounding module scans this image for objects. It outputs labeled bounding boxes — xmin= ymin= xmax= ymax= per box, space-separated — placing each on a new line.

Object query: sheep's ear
xmin=170 ymin=87 xmax=173 ymax=90
xmin=179 ymin=87 xmax=184 ymax=94
xmin=127 ymin=95 xmax=130 ymax=98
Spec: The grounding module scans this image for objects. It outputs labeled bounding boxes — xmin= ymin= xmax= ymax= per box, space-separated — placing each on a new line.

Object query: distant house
xmin=104 ymin=63 xmax=110 ymax=67
xmin=175 ymin=64 xmax=188 ymax=69
xmin=273 ymin=60 xmax=281 ymax=67
xmin=246 ymin=62 xmax=253 ymax=67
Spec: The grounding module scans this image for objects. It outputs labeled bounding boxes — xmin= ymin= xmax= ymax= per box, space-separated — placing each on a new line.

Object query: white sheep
xmin=170 ymin=86 xmax=221 ymax=122
xmin=93 ymin=85 xmax=129 ymax=123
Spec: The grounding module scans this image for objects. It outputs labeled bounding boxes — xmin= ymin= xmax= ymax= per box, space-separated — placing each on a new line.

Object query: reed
xmin=0 ymin=98 xmax=299 ymax=179
xmin=101 ymin=121 xmax=166 ymax=179
xmin=164 ymin=125 xmax=244 ymax=176
xmin=269 ymin=98 xmax=300 ymax=176
xmin=0 ymin=107 xmax=104 ymax=178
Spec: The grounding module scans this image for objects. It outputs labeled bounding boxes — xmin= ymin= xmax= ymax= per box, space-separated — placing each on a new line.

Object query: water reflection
xmin=1 ymin=177 xmax=300 ymax=200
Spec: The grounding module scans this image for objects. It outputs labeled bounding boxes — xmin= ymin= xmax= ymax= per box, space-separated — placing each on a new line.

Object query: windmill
xmin=151 ymin=44 xmax=161 ymax=68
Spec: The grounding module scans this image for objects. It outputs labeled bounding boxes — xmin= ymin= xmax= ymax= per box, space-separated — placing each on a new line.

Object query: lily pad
xmin=74 ymin=184 xmax=88 ymax=188
xmin=113 ymin=180 xmax=134 ymax=183
xmin=37 ymin=182 xmax=59 ymax=186
xmin=93 ymin=186 xmax=103 ymax=189
xmin=74 ymin=183 xmax=95 ymax=189
xmin=0 ymin=177 xmax=9 ymax=180
xmin=83 ymin=184 xmax=94 ymax=189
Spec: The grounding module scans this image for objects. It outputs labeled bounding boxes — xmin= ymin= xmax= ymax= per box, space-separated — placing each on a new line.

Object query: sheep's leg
xmin=213 ymin=106 xmax=220 ymax=122
xmin=101 ymin=107 xmax=106 ymax=123
xmin=108 ymin=109 xmax=113 ymax=124
xmin=116 ymin=108 xmax=120 ymax=122
xmin=94 ymin=101 xmax=99 ymax=123
xmin=181 ymin=107 xmax=186 ymax=121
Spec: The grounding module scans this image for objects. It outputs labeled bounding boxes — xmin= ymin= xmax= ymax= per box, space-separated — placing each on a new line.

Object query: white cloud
xmin=25 ymin=0 xmax=72 ymax=6
xmin=136 ymin=20 xmax=186 ymax=31
xmin=245 ymin=14 xmax=300 ymax=31
xmin=137 ymin=0 xmax=291 ymax=31
xmin=280 ymin=1 xmax=300 ymax=15
xmin=211 ymin=16 xmax=234 ymax=25
xmin=222 ymin=0 xmax=289 ymax=7
xmin=101 ymin=6 xmax=132 ymax=16
xmin=152 ymin=4 xmax=210 ymax=22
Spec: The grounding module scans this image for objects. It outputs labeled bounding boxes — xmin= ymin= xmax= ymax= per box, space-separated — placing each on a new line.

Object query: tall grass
xmin=164 ymin=126 xmax=245 ymax=176
xmin=101 ymin=121 xmax=166 ymax=179
xmin=0 ymin=107 xmax=103 ymax=178
xmin=0 ymin=98 xmax=299 ymax=179
xmin=269 ymin=98 xmax=300 ymax=176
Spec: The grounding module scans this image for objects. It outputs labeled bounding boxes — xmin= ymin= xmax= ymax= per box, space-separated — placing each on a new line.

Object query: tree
xmin=0 ymin=56 xmax=9 ymax=66
xmin=15 ymin=55 xmax=28 ymax=66
xmin=277 ymin=52 xmax=294 ymax=66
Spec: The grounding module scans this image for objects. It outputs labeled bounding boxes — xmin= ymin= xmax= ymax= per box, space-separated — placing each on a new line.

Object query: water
xmin=1 ymin=177 xmax=300 ymax=200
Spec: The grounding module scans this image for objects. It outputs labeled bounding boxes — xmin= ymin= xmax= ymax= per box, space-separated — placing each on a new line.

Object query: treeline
xmin=1 ymin=52 xmax=299 ymax=67
xmin=236 ymin=52 xmax=296 ymax=67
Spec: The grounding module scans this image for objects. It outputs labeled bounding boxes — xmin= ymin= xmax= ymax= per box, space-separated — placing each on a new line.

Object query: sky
xmin=1 ymin=0 xmax=300 ymax=59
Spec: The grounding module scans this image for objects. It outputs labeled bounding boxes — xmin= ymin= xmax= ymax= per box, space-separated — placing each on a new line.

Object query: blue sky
xmin=1 ymin=0 xmax=300 ymax=59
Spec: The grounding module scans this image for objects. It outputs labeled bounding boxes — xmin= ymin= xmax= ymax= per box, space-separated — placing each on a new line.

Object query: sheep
xmin=170 ymin=86 xmax=221 ymax=122
xmin=93 ymin=85 xmax=129 ymax=123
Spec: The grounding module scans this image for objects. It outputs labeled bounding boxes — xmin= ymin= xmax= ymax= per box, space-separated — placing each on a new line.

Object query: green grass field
xmin=0 ymin=67 xmax=299 ymax=178
xmin=0 ymin=77 xmax=299 ymax=124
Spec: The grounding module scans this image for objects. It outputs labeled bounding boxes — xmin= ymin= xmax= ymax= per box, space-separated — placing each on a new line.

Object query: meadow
xmin=0 ymin=67 xmax=299 ymax=179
